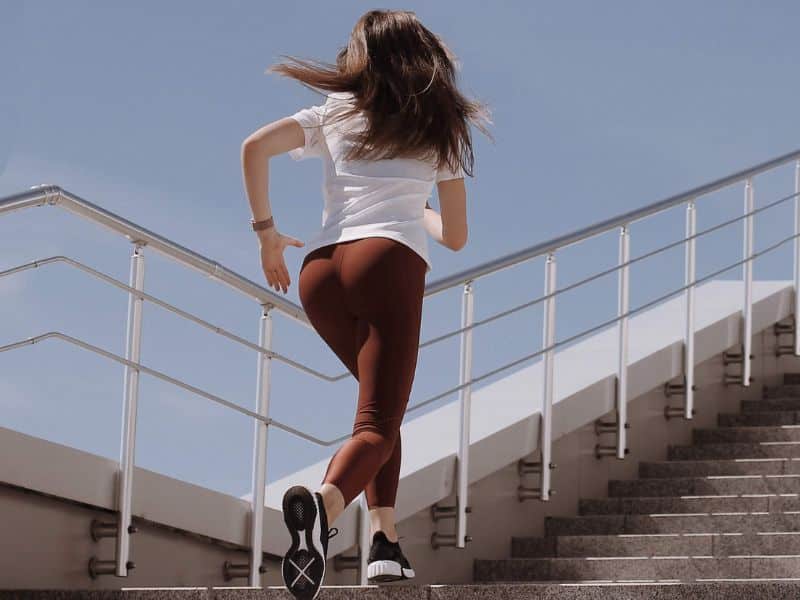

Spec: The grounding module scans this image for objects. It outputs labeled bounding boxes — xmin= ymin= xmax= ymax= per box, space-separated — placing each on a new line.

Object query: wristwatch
xmin=251 ymin=216 xmax=274 ymax=232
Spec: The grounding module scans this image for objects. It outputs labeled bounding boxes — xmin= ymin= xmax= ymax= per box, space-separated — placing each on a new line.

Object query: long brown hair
xmin=266 ymin=9 xmax=493 ymax=177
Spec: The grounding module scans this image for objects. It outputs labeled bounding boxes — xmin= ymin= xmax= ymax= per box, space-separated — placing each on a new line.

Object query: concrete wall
xmin=2 ymin=318 xmax=797 ymax=588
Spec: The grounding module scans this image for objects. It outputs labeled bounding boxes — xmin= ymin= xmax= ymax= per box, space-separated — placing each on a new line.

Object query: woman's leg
xmin=320 ymin=237 xmax=426 ymax=513
xmin=299 ymin=244 xmax=403 ymax=527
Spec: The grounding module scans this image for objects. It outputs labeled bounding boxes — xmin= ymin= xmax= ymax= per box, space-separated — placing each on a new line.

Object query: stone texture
xmin=693 ymin=426 xmax=800 ymax=444
xmin=668 ymin=442 xmax=800 ymax=460
xmin=579 ymin=496 xmax=771 ymax=515
xmin=639 ymin=458 xmax=794 ymax=478
xmin=475 ymin=556 xmax=758 ymax=582
xmin=0 ymin=592 xmax=209 ymax=600
xmin=553 ymin=534 xmax=712 ymax=558
xmin=743 ymin=398 xmax=800 ymax=412
xmin=610 ymin=474 xmax=800 ymax=497
xmin=545 ymin=513 xmax=800 ymax=536
xmin=512 ymin=532 xmax=800 ymax=558
xmin=213 ymin=588 xmax=427 ymax=600
xmin=764 ymin=385 xmax=800 ymax=399
xmin=429 ymin=582 xmax=800 ymax=600
xmin=718 ymin=411 xmax=800 ymax=427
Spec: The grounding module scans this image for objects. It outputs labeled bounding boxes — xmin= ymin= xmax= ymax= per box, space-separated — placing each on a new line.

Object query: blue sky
xmin=1 ymin=1 xmax=799 ymax=497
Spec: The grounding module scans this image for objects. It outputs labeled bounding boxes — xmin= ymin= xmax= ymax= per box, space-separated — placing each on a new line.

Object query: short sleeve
xmin=288 ymin=103 xmax=327 ymax=161
xmin=435 ymin=160 xmax=465 ymax=182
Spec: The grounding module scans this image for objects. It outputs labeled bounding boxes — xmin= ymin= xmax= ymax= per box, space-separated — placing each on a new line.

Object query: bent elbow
xmin=447 ymin=232 xmax=468 ymax=252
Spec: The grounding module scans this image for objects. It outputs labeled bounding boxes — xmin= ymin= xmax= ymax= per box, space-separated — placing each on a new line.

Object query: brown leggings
xmin=298 ymin=236 xmax=427 ymax=508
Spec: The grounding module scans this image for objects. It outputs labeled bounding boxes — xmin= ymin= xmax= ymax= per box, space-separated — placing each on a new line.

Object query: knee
xmin=353 ymin=422 xmax=400 ymax=463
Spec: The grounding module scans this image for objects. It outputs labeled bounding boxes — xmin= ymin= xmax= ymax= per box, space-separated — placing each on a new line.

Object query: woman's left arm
xmin=241 ymin=118 xmax=307 ymax=294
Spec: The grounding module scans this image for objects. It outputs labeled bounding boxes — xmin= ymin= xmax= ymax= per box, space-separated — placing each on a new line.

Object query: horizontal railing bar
xmin=1 ymin=154 xmax=796 ymax=450
xmin=0 ymin=255 xmax=348 ymax=383
xmin=0 ymin=186 xmax=313 ymax=328
xmin=404 ymin=231 xmax=799 ymax=417
xmin=424 ymin=149 xmax=800 ymax=296
xmin=4 ymin=148 xmax=797 ymax=319
xmin=2 ymin=231 xmax=794 ymax=450
xmin=418 ymin=190 xmax=799 ymax=350
xmin=0 ymin=331 xmax=340 ymax=447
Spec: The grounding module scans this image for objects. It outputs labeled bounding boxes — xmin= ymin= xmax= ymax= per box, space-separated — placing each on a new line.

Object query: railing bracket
xmin=223 ymin=560 xmax=267 ymax=581
xmin=88 ymin=557 xmax=135 ymax=579
xmin=430 ymin=501 xmax=473 ymax=548
xmin=595 ymin=444 xmax=629 ymax=459
xmin=517 ymin=485 xmax=557 ymax=502
xmin=333 ymin=553 xmax=361 ymax=571
xmin=775 ymin=318 xmax=796 ymax=357
xmin=723 ymin=346 xmax=753 ymax=386
xmin=431 ymin=532 xmax=473 ymax=550
xmin=665 ymin=405 xmax=697 ymax=420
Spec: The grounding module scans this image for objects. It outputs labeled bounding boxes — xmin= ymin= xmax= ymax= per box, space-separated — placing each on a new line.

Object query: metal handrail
xmin=425 ymin=148 xmax=800 ymax=295
xmin=421 ymin=189 xmax=800 ymax=348
xmin=0 ymin=255 xmax=348 ymax=383
xmin=2 ymin=149 xmax=799 ymax=584
xmin=0 ymin=331 xmax=352 ymax=446
xmin=0 ymin=186 xmax=311 ymax=325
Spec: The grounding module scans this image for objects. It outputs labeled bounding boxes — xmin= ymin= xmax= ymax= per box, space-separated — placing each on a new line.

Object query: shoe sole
xmin=281 ymin=485 xmax=325 ymax=600
xmin=367 ymin=559 xmax=415 ymax=582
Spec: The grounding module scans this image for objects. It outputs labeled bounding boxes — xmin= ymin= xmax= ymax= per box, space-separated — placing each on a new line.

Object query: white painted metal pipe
xmin=795 ymin=161 xmax=800 ymax=356
xmin=743 ymin=179 xmax=754 ymax=387
xmin=248 ymin=307 xmax=273 ymax=586
xmin=117 ymin=243 xmax=145 ymax=576
xmin=540 ymin=254 xmax=556 ymax=500
xmin=456 ymin=281 xmax=475 ymax=548
xmin=616 ymin=226 xmax=630 ymax=459
xmin=684 ymin=202 xmax=697 ymax=418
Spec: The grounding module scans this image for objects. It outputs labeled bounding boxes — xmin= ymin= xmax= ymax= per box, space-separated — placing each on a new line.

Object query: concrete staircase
xmin=474 ymin=377 xmax=800 ymax=589
xmin=11 ymin=381 xmax=800 ymax=598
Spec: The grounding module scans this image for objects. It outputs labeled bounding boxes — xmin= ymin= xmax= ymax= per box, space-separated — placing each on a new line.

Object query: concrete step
xmin=579 ymin=494 xmax=800 ymax=515
xmin=512 ymin=531 xmax=800 ymax=558
xmin=742 ymin=398 xmax=800 ymax=412
xmin=765 ymin=384 xmax=800 ymax=398
xmin=639 ymin=458 xmax=800 ymax=478
xmin=668 ymin=441 xmax=800 ymax=460
xmin=6 ymin=583 xmax=800 ymax=600
xmin=609 ymin=474 xmax=800 ymax=496
xmin=544 ymin=512 xmax=800 ymax=536
xmin=719 ymin=411 xmax=800 ymax=427
xmin=474 ymin=555 xmax=800 ymax=583
xmin=693 ymin=426 xmax=800 ymax=444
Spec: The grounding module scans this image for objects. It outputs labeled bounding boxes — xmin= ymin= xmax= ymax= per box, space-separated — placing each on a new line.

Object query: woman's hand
xmin=258 ymin=228 xmax=304 ymax=294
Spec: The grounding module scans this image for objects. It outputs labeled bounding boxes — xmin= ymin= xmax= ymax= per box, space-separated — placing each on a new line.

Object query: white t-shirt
xmin=288 ymin=91 xmax=464 ymax=274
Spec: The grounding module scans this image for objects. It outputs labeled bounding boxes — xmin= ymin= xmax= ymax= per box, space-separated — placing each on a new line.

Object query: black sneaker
xmin=367 ymin=531 xmax=415 ymax=582
xmin=281 ymin=485 xmax=339 ymax=600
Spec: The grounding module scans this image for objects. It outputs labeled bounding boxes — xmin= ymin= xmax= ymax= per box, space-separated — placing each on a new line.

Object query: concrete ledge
xmin=0 ymin=281 xmax=792 ymax=562
xmin=6 ymin=582 xmax=800 ymax=599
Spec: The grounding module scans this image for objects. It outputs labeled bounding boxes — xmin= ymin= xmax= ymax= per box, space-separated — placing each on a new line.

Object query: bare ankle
xmin=318 ymin=483 xmax=345 ymax=524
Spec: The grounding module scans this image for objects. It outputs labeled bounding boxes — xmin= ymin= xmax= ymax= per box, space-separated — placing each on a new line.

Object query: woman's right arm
xmin=425 ymin=179 xmax=467 ymax=251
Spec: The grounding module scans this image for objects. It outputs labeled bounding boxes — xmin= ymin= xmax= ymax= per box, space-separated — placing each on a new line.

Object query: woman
xmin=240 ymin=9 xmax=491 ymax=599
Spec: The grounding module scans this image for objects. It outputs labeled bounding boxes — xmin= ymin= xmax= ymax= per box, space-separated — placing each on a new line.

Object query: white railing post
xmin=685 ymin=201 xmax=697 ymax=418
xmin=743 ymin=178 xmax=754 ymax=387
xmin=248 ymin=305 xmax=274 ymax=586
xmin=456 ymin=280 xmax=475 ymax=548
xmin=358 ymin=492 xmax=370 ymax=585
xmin=117 ymin=242 xmax=145 ymax=576
xmin=616 ymin=226 xmax=630 ymax=459
xmin=540 ymin=254 xmax=556 ymax=500
xmin=794 ymin=160 xmax=800 ymax=356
